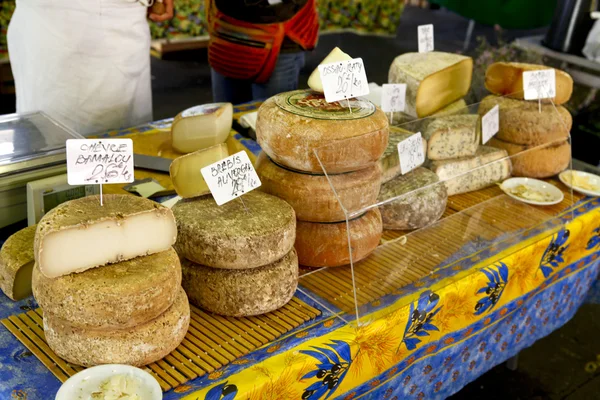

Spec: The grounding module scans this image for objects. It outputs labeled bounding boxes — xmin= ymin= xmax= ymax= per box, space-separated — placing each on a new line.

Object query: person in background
xmin=206 ymin=0 xmax=319 ymax=104
xmin=7 ymin=0 xmax=173 ymax=136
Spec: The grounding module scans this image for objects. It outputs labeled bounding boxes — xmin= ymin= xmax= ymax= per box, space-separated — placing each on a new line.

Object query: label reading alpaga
xmin=201 ymin=151 xmax=261 ymax=206
xmin=66 ymin=139 xmax=134 ymax=186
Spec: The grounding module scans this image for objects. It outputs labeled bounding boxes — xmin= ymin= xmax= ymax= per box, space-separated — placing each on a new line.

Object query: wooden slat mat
xmin=1 ymin=298 xmax=320 ymax=392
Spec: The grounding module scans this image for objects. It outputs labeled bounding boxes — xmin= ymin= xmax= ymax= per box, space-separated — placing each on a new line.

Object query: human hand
xmin=148 ymin=0 xmax=174 ymax=22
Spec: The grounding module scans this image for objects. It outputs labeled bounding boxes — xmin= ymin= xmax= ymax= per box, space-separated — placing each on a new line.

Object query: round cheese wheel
xmin=295 ymin=209 xmax=382 ymax=267
xmin=256 ymin=152 xmax=382 ymax=223
xmin=488 ymin=137 xmax=571 ymax=178
xmin=256 ymin=90 xmax=389 ymax=173
xmin=478 ymin=95 xmax=572 ymax=145
xmin=44 ymin=287 xmax=190 ymax=367
xmin=173 ymin=191 xmax=296 ymax=269
xmin=181 ymin=249 xmax=298 ymax=317
xmin=32 ymin=248 xmax=181 ymax=329
xmin=378 ymin=167 xmax=448 ymax=230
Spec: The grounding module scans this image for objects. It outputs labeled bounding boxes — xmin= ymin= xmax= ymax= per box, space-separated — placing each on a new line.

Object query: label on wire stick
xmin=201 ymin=151 xmax=261 ymax=206
xmin=66 ymin=139 xmax=134 ymax=186
xmin=318 ymin=58 xmax=370 ymax=103
xmin=418 ymin=24 xmax=434 ymax=53
xmin=481 ymin=104 xmax=499 ymax=144
xmin=523 ymin=69 xmax=556 ymax=100
xmin=381 ymin=84 xmax=407 ymax=113
xmin=397 ymin=132 xmax=425 ymax=175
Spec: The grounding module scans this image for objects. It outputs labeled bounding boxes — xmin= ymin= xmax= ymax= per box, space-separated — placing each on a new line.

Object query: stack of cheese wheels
xmin=256 ymin=89 xmax=387 ymax=267
xmin=479 ymin=62 xmax=574 ymax=178
xmin=31 ymin=195 xmax=189 ymax=367
xmin=173 ymin=191 xmax=299 ymax=317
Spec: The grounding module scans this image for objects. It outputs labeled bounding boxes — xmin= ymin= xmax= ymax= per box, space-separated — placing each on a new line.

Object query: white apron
xmin=7 ymin=0 xmax=153 ymax=136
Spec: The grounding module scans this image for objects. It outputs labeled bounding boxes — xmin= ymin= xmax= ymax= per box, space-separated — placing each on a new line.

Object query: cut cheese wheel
xmin=488 ymin=137 xmax=571 ymax=178
xmin=308 ymin=47 xmax=352 ymax=93
xmin=170 ymin=143 xmax=229 ymax=198
xmin=32 ymin=248 xmax=181 ymax=329
xmin=388 ymin=52 xmax=473 ymax=118
xmin=427 ymin=146 xmax=512 ymax=196
xmin=485 ymin=62 xmax=573 ymax=105
xmin=478 ymin=95 xmax=572 ymax=145
xmin=423 ymin=115 xmax=480 ymax=160
xmin=35 ymin=195 xmax=177 ymax=279
xmin=171 ymin=103 xmax=233 ymax=153
xmin=295 ymin=209 xmax=382 ymax=268
xmin=181 ymin=249 xmax=298 ymax=317
xmin=378 ymin=167 xmax=448 ymax=230
xmin=256 ymin=152 xmax=382 ymax=223
xmin=44 ymin=287 xmax=189 ymax=367
xmin=256 ymin=90 xmax=389 ymax=173
xmin=379 ymin=127 xmax=428 ymax=184
xmin=173 ymin=191 xmax=296 ymax=269
xmin=0 ymin=225 xmax=36 ymax=301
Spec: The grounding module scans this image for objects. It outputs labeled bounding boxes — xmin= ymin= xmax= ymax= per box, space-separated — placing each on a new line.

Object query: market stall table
xmin=1 ymin=103 xmax=600 ymax=400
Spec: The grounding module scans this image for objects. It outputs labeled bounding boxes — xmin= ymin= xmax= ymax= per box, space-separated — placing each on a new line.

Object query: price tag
xmin=201 ymin=151 xmax=261 ymax=206
xmin=66 ymin=139 xmax=134 ymax=186
xmin=481 ymin=104 xmax=499 ymax=144
xmin=381 ymin=84 xmax=407 ymax=113
xmin=523 ymin=69 xmax=556 ymax=100
xmin=418 ymin=24 xmax=434 ymax=53
xmin=397 ymin=132 xmax=425 ymax=175
xmin=318 ymin=58 xmax=370 ymax=103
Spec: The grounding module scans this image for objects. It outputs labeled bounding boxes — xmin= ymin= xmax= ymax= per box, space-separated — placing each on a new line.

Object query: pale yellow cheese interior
xmin=170 ymin=143 xmax=229 ymax=198
xmin=171 ymin=103 xmax=233 ymax=153
xmin=12 ymin=261 xmax=34 ymax=300
xmin=307 ymin=47 xmax=352 ymax=93
xmin=416 ymin=59 xmax=472 ymax=117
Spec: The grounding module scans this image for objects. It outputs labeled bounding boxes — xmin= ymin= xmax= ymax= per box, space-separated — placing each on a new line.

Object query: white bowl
xmin=559 ymin=169 xmax=600 ymax=197
xmin=500 ymin=177 xmax=564 ymax=206
xmin=55 ymin=364 xmax=162 ymax=400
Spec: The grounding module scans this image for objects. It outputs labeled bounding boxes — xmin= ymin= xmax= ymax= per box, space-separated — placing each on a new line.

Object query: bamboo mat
xmin=1 ymin=298 xmax=320 ymax=392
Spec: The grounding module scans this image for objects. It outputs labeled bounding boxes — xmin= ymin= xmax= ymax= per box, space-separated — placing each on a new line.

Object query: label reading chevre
xmin=397 ymin=132 xmax=425 ymax=175
xmin=66 ymin=139 xmax=134 ymax=185
xmin=201 ymin=151 xmax=261 ymax=206
xmin=275 ymin=90 xmax=375 ymax=120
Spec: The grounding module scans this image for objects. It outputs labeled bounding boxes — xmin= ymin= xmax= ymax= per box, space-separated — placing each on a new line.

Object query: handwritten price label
xmin=201 ymin=151 xmax=261 ymax=206
xmin=381 ymin=84 xmax=407 ymax=113
xmin=418 ymin=24 xmax=434 ymax=53
xmin=318 ymin=58 xmax=370 ymax=103
xmin=397 ymin=132 xmax=425 ymax=175
xmin=523 ymin=69 xmax=556 ymax=100
xmin=66 ymin=139 xmax=134 ymax=186
xmin=481 ymin=105 xmax=499 ymax=144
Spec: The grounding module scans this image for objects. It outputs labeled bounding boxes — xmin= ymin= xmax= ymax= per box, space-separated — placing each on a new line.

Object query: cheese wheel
xmin=44 ymin=287 xmax=190 ymax=367
xmin=478 ymin=95 xmax=572 ymax=145
xmin=485 ymin=62 xmax=573 ymax=105
xmin=378 ymin=167 xmax=448 ymax=230
xmin=488 ymin=137 xmax=571 ymax=178
xmin=32 ymin=248 xmax=181 ymax=329
xmin=295 ymin=209 xmax=382 ymax=268
xmin=256 ymin=90 xmax=389 ymax=173
xmin=182 ymin=249 xmax=298 ymax=317
xmin=256 ymin=152 xmax=382 ymax=223
xmin=0 ymin=225 xmax=36 ymax=301
xmin=173 ymin=191 xmax=296 ymax=269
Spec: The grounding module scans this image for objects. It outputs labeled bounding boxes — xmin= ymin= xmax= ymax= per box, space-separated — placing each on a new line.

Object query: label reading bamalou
xmin=66 ymin=139 xmax=134 ymax=185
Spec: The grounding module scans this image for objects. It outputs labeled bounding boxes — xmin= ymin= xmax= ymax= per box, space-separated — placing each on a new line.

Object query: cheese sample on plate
xmin=427 ymin=146 xmax=512 ymax=196
xmin=32 ymin=248 xmax=181 ymax=329
xmin=489 ymin=137 xmax=571 ymax=178
xmin=171 ymin=103 xmax=233 ymax=153
xmin=485 ymin=62 xmax=573 ymax=105
xmin=295 ymin=209 xmax=382 ymax=268
xmin=422 ymin=114 xmax=480 ymax=160
xmin=0 ymin=225 xmax=36 ymax=301
xmin=44 ymin=287 xmax=189 ymax=367
xmin=170 ymin=143 xmax=229 ymax=198
xmin=388 ymin=52 xmax=473 ymax=118
xmin=34 ymin=195 xmax=177 ymax=278
xmin=181 ymin=249 xmax=298 ymax=317
xmin=307 ymin=47 xmax=352 ymax=93
xmin=256 ymin=90 xmax=389 ymax=173
xmin=378 ymin=167 xmax=448 ymax=230
xmin=256 ymin=152 xmax=382 ymax=223
xmin=379 ymin=127 xmax=428 ymax=184
xmin=477 ymin=95 xmax=572 ymax=145
xmin=173 ymin=191 xmax=296 ymax=269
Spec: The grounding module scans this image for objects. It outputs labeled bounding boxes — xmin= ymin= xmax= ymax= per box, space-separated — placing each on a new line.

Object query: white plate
xmin=55 ymin=364 xmax=162 ymax=400
xmin=500 ymin=177 xmax=564 ymax=206
xmin=559 ymin=170 xmax=600 ymax=197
